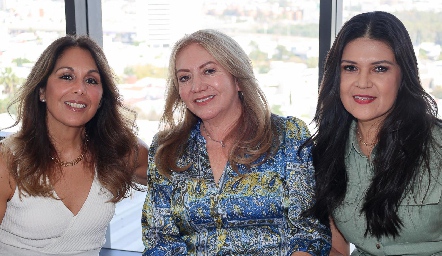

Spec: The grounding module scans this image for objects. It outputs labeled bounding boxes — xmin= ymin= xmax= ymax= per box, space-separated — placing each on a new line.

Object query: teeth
xmin=65 ymin=102 xmax=86 ymax=108
xmin=196 ymin=95 xmax=214 ymax=103
xmin=354 ymin=96 xmax=373 ymax=100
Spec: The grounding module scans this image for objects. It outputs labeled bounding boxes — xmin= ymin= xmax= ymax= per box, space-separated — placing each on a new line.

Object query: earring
xmin=40 ymin=98 xmax=46 ymax=102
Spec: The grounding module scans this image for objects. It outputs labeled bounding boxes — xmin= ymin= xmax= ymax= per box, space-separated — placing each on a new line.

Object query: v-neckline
xmin=53 ymin=175 xmax=95 ymax=217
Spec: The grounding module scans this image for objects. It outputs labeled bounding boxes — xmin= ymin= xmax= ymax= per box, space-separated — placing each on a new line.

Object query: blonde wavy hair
xmin=155 ymin=29 xmax=279 ymax=176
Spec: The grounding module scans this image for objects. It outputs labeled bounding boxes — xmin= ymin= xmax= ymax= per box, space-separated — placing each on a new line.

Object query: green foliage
xmin=12 ymin=58 xmax=32 ymax=67
xmin=0 ymin=67 xmax=22 ymax=95
xmin=306 ymin=57 xmax=319 ymax=68
xmin=248 ymin=41 xmax=271 ymax=74
xmin=0 ymin=96 xmax=15 ymax=116
xmin=394 ymin=11 xmax=442 ymax=45
xmin=271 ymin=104 xmax=283 ymax=115
xmin=431 ymin=86 xmax=442 ymax=99
xmin=272 ymin=45 xmax=291 ymax=60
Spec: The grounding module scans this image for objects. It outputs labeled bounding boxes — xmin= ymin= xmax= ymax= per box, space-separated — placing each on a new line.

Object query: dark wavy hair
xmin=4 ymin=35 xmax=139 ymax=202
xmin=305 ymin=11 xmax=440 ymax=238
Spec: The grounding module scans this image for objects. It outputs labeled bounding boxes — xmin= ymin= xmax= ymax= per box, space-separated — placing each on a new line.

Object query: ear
xmin=39 ymin=88 xmax=46 ymax=102
xmin=235 ymin=78 xmax=240 ymax=91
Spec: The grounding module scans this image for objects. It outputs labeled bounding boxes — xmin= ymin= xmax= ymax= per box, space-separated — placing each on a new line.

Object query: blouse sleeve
xmin=284 ymin=117 xmax=331 ymax=256
xmin=141 ymin=138 xmax=187 ymax=256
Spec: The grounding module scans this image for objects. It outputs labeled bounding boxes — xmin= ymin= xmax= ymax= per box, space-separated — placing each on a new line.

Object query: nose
xmin=73 ymin=80 xmax=86 ymax=95
xmin=356 ymin=71 xmax=373 ymax=89
xmin=190 ymin=74 xmax=207 ymax=93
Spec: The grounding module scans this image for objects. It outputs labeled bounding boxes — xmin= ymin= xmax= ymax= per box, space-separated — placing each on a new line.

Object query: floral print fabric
xmin=142 ymin=115 xmax=331 ymax=255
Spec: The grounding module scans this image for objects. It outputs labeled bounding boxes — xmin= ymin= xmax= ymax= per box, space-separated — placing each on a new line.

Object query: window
xmin=0 ymin=0 xmax=65 ymax=134
xmin=2 ymin=0 xmax=440 ymax=254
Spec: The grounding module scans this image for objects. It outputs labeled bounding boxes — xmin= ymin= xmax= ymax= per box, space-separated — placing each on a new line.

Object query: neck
xmin=356 ymin=122 xmax=380 ymax=156
xmin=202 ymin=116 xmax=240 ymax=147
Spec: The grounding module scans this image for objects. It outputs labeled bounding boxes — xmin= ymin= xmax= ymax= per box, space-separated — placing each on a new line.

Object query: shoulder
xmin=0 ymin=137 xmax=15 ymax=201
xmin=272 ymin=114 xmax=311 ymax=138
xmin=431 ymin=123 xmax=442 ymax=143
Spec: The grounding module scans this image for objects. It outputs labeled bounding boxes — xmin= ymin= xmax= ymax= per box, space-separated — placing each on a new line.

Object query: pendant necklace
xmin=202 ymin=123 xmax=225 ymax=148
xmin=357 ymin=130 xmax=376 ymax=147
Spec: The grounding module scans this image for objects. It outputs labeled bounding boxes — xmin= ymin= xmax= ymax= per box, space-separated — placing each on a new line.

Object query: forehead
xmin=176 ymin=43 xmax=215 ymax=67
xmin=342 ymin=38 xmax=395 ymax=60
xmin=54 ymin=47 xmax=98 ymax=68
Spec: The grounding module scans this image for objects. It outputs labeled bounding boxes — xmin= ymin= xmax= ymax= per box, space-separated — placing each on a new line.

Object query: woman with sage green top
xmin=303 ymin=11 xmax=442 ymax=255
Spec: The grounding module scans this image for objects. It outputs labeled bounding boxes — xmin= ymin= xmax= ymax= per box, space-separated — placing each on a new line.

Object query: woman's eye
xmin=178 ymin=75 xmax=190 ymax=83
xmin=204 ymin=68 xmax=216 ymax=75
xmin=85 ymin=77 xmax=99 ymax=85
xmin=342 ymin=65 xmax=357 ymax=72
xmin=374 ymin=66 xmax=388 ymax=72
xmin=60 ymin=74 xmax=73 ymax=80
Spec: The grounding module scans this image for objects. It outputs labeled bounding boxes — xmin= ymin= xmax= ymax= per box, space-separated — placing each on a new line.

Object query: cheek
xmin=178 ymin=86 xmax=189 ymax=100
xmin=384 ymin=88 xmax=399 ymax=107
xmin=381 ymin=79 xmax=400 ymax=105
xmin=92 ymin=86 xmax=103 ymax=98
xmin=339 ymin=82 xmax=349 ymax=99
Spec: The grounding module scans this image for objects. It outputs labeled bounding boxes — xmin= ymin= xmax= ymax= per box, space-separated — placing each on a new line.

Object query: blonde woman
xmin=141 ymin=29 xmax=330 ymax=255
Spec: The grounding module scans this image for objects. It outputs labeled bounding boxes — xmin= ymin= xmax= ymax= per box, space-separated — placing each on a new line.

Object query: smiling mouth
xmin=195 ymin=95 xmax=214 ymax=103
xmin=354 ymin=96 xmax=375 ymax=101
xmin=65 ymin=102 xmax=86 ymax=108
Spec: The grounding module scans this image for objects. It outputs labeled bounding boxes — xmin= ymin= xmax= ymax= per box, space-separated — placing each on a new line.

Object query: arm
xmin=134 ymin=138 xmax=148 ymax=186
xmin=286 ymin=117 xmax=331 ymax=256
xmin=141 ymin=140 xmax=187 ymax=255
xmin=0 ymin=150 xmax=14 ymax=225
xmin=291 ymin=252 xmax=312 ymax=256
xmin=330 ymin=218 xmax=350 ymax=256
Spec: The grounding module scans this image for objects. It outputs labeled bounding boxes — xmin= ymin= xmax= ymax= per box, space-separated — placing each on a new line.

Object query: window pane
xmin=0 ymin=0 xmax=65 ymax=134
xmin=102 ymin=0 xmax=320 ymax=252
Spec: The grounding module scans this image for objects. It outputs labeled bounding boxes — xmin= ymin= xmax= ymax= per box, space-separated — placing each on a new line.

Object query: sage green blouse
xmin=333 ymin=122 xmax=442 ymax=256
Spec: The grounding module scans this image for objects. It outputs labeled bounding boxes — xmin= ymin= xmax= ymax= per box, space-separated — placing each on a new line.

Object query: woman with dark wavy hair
xmin=0 ymin=35 xmax=148 ymax=255
xmin=306 ymin=11 xmax=442 ymax=255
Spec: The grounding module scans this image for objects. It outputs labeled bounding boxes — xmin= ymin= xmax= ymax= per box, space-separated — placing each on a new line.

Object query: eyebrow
xmin=341 ymin=59 xmax=396 ymax=65
xmin=176 ymin=61 xmax=217 ymax=73
xmin=55 ymin=66 xmax=100 ymax=75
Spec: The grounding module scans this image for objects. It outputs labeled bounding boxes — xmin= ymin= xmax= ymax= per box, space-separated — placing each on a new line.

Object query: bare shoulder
xmin=0 ymin=141 xmax=15 ymax=196
xmin=134 ymin=137 xmax=148 ymax=185
xmin=0 ymin=141 xmax=15 ymax=223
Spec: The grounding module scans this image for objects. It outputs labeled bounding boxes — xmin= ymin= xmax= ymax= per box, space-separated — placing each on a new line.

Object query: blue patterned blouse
xmin=141 ymin=115 xmax=331 ymax=255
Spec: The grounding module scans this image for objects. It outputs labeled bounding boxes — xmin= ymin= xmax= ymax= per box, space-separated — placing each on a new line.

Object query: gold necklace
xmin=51 ymin=137 xmax=88 ymax=167
xmin=202 ymin=123 xmax=225 ymax=148
xmin=356 ymin=128 xmax=377 ymax=147
xmin=51 ymin=152 xmax=85 ymax=167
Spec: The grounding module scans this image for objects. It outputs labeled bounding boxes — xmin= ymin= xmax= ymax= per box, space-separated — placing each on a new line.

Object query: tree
xmin=0 ymin=67 xmax=20 ymax=95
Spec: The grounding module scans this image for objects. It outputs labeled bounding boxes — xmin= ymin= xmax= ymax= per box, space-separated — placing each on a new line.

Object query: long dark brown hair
xmin=305 ymin=11 xmax=440 ymax=238
xmin=3 ymin=35 xmax=140 ymax=202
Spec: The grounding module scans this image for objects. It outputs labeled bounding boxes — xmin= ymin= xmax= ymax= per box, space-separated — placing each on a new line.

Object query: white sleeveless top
xmin=0 ymin=174 xmax=115 ymax=256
